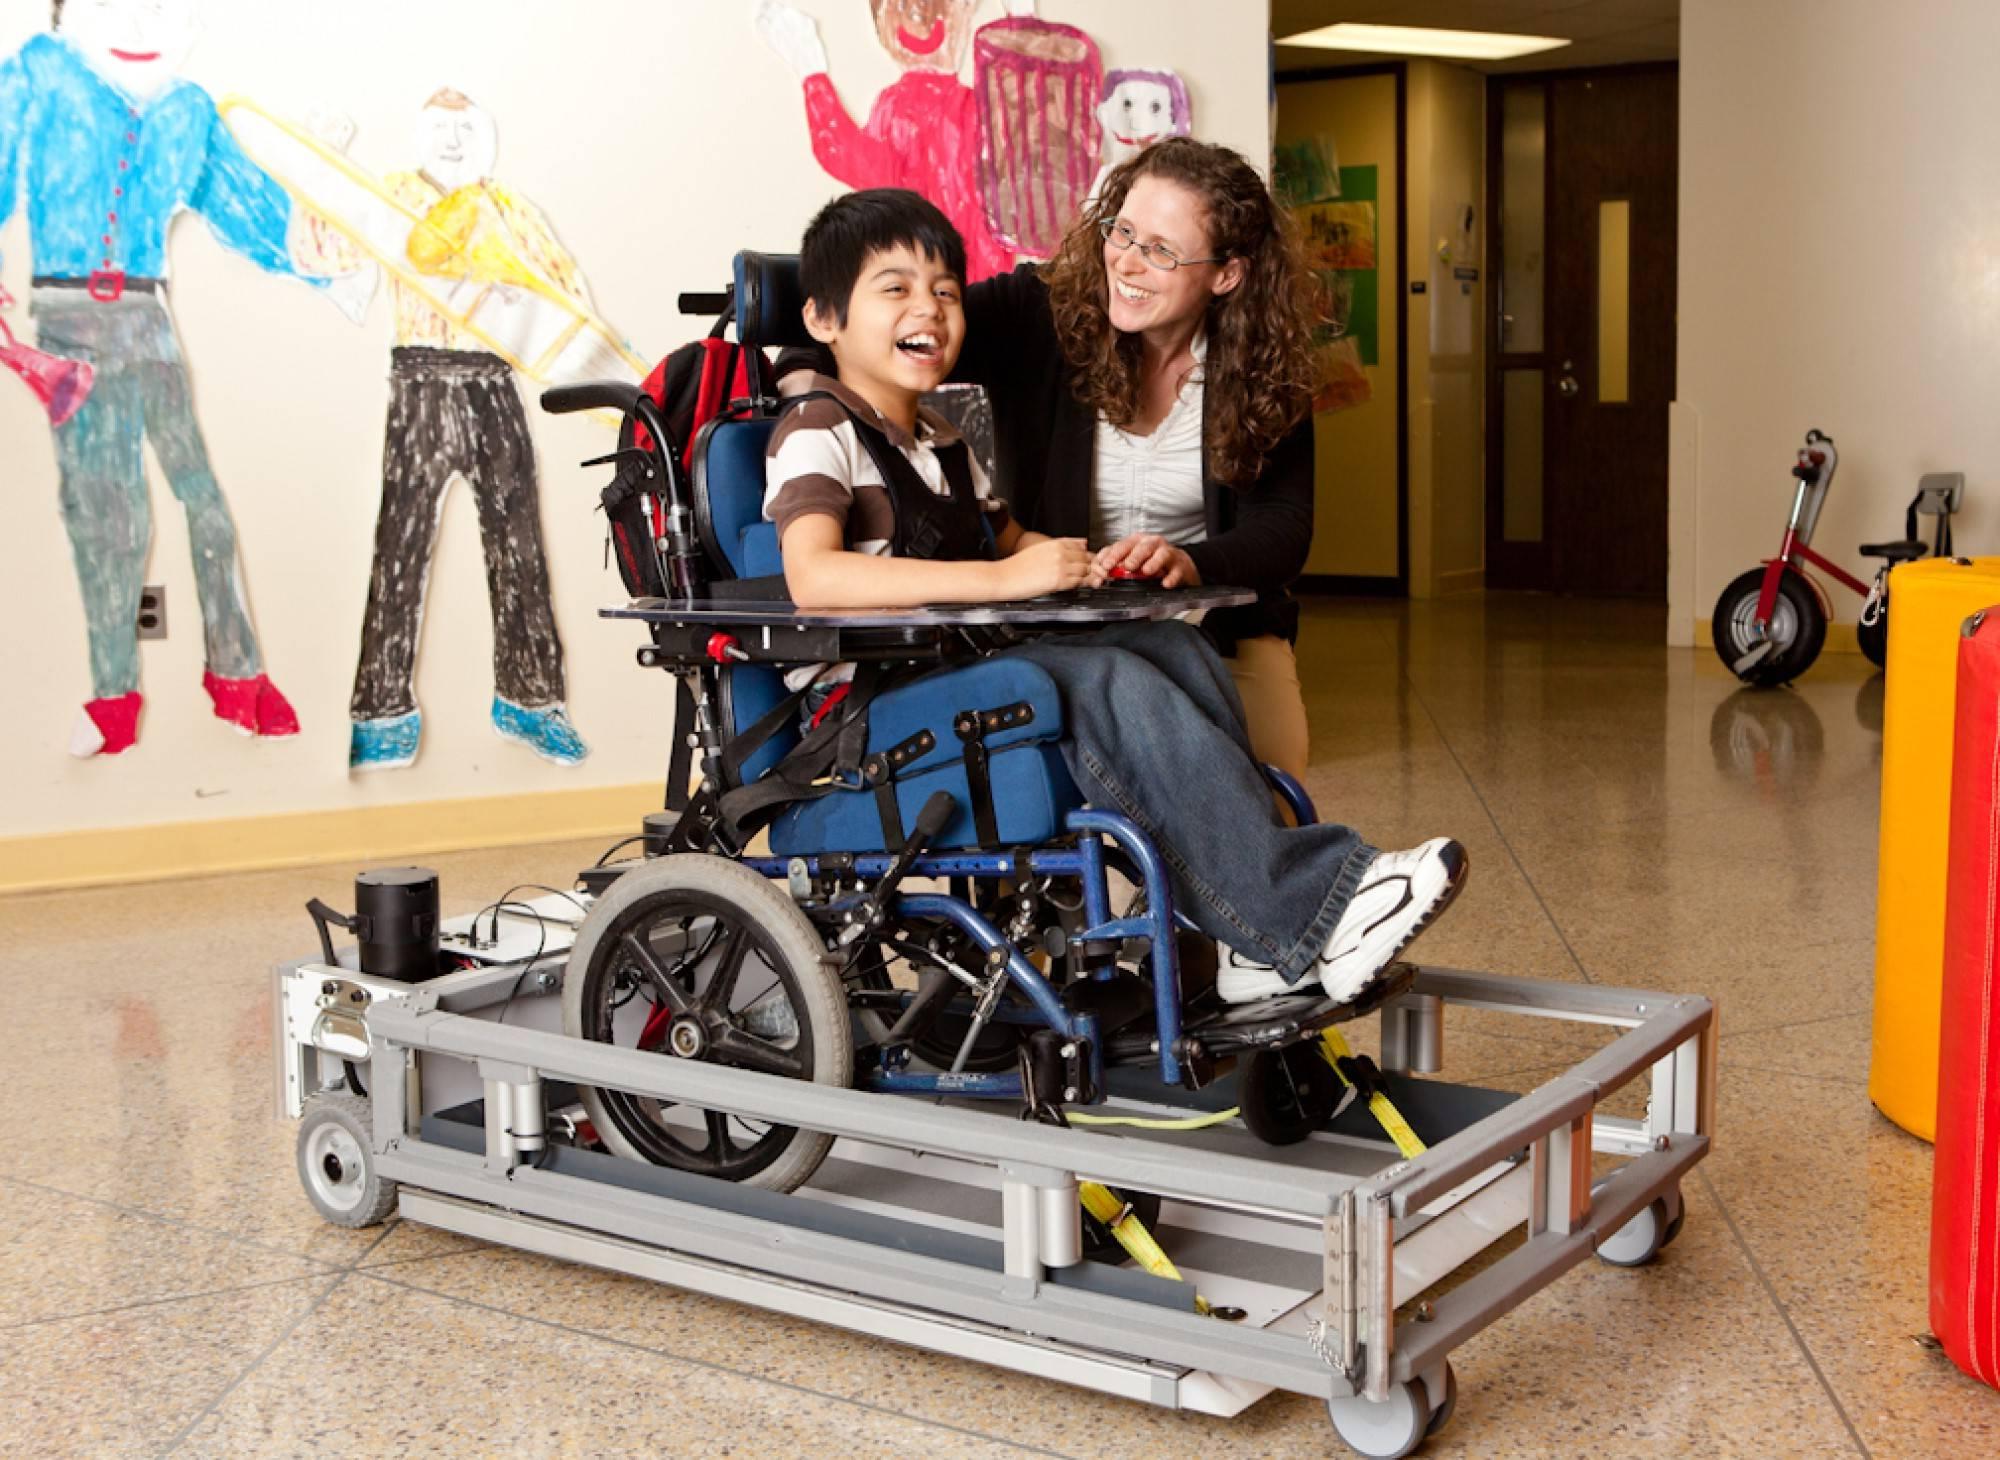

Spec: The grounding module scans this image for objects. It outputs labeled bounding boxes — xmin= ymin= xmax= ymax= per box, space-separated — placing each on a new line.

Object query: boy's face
xmin=806 ymin=242 xmax=964 ymax=406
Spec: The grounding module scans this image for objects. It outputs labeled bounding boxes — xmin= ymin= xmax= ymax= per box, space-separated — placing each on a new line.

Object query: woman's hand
xmin=1096 ymin=533 xmax=1200 ymax=587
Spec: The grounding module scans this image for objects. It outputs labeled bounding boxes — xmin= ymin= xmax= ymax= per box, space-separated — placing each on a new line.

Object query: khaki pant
xmin=1226 ymin=633 xmax=1310 ymax=783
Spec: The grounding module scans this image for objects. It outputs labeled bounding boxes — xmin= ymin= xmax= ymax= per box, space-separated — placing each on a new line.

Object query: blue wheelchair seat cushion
xmin=768 ymin=657 xmax=1081 ymax=854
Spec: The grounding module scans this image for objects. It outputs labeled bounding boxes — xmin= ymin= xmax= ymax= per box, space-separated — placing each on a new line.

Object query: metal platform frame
xmin=276 ymin=945 xmax=1714 ymax=1437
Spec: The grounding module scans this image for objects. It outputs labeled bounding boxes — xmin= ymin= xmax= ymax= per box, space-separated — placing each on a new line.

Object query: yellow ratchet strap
xmin=1319 ymin=1028 xmax=1427 ymax=1159
xmin=1078 ymin=1180 xmax=1214 ymax=1317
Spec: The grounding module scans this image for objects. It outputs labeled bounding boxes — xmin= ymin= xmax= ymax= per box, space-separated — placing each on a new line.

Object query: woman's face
xmin=1102 ymin=175 xmax=1241 ymax=338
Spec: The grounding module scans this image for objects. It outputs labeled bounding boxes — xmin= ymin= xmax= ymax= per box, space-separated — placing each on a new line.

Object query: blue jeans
xmin=1005 ymin=619 xmax=1375 ymax=983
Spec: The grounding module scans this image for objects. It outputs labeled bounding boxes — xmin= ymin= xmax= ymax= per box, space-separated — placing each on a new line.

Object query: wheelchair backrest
xmin=689 ymin=252 xmax=816 ymax=778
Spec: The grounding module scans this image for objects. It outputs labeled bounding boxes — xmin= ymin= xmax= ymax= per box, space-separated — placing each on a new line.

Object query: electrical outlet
xmin=137 ymin=584 xmax=167 ymax=640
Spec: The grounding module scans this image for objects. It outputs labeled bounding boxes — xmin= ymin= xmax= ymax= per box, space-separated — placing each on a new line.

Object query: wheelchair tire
xmin=1712 ymin=567 xmax=1827 ymax=687
xmin=564 ymin=856 xmax=850 ymax=1194
xmin=1239 ymin=1040 xmax=1340 ymax=1146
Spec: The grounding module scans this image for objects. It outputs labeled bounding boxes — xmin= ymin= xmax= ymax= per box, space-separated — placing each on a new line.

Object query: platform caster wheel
xmin=297 ymin=1092 xmax=398 ymax=1228
xmin=1328 ymin=1370 xmax=1449 ymax=1459
xmin=1596 ymin=1184 xmax=1684 ymax=1267
xmin=1239 ymin=1040 xmax=1339 ymax=1146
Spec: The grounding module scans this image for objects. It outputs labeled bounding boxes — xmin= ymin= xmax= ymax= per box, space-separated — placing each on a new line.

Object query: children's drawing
xmin=758 ymin=0 xmax=1014 ymax=281
xmin=971 ymin=10 xmax=1101 ymax=258
xmin=1297 ymin=166 xmax=1380 ymax=413
xmin=1087 ymin=67 xmax=1191 ymax=200
xmin=279 ymin=89 xmax=600 ymax=771
xmin=1298 ymin=200 xmax=1377 ymax=272
xmin=1275 ymin=134 xmax=1342 ymax=208
xmin=0 ymin=0 xmax=360 ymax=758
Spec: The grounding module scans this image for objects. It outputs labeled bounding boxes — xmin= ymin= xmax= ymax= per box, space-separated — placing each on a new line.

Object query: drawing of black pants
xmin=32 ymin=288 xmax=263 ymax=699
xmin=350 ymin=347 xmax=565 ymax=721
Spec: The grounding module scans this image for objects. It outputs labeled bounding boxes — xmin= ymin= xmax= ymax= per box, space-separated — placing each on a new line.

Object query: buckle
xmin=86 ymin=268 xmax=125 ymax=302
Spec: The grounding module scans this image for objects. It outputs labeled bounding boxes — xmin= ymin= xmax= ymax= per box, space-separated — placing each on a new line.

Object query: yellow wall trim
xmin=0 ymin=783 xmax=661 ymax=896
xmin=1693 ymin=618 xmax=1861 ymax=655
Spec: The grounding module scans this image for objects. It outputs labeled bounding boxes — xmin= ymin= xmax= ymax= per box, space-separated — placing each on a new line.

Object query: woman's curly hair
xmin=1041 ymin=137 xmax=1321 ymax=489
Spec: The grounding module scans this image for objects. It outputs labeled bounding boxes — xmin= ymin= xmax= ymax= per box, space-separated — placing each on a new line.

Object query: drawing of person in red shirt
xmin=757 ymin=0 xmax=1014 ymax=282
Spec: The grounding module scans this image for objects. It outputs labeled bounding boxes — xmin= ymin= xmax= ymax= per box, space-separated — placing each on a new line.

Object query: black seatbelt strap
xmin=665 ymin=676 xmax=697 ymax=812
xmin=954 ymin=709 xmax=999 ymax=847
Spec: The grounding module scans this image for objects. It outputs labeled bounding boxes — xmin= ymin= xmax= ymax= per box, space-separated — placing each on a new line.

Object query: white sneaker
xmin=1216 ymin=949 xmax=1297 ymax=1005
xmin=1315 ymin=838 xmax=1467 ymax=1003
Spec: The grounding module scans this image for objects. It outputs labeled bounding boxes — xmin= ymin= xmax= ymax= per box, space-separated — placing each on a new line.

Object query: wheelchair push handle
xmin=540 ymin=380 xmax=643 ymax=417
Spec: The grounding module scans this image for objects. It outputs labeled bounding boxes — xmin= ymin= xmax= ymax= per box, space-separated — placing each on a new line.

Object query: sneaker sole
xmin=1322 ymin=842 xmax=1470 ymax=1004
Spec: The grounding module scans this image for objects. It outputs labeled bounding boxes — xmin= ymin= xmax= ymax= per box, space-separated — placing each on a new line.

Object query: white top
xmin=1090 ymin=331 xmax=1208 ymax=548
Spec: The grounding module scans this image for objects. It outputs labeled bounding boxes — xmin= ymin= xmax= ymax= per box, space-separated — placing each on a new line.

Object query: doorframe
xmin=1276 ymin=61 xmax=1408 ymax=597
xmin=1483 ymin=61 xmax=1679 ymax=593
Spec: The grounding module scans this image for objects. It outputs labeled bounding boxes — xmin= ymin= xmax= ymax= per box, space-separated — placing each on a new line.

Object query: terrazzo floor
xmin=5 ymin=593 xmax=1998 ymax=1457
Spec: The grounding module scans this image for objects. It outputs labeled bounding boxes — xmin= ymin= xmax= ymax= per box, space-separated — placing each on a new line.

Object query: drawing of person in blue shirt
xmin=0 ymin=0 xmax=362 ymax=756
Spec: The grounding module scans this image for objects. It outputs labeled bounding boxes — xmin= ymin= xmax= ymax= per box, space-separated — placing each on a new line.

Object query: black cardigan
xmin=775 ymin=268 xmax=1316 ymax=648
xmin=949 ymin=267 xmax=1313 ymax=651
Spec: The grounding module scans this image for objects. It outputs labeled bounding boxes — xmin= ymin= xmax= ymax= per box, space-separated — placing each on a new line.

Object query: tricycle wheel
xmin=1858 ymin=601 xmax=1889 ymax=668
xmin=1238 ymin=1040 xmax=1339 ymax=1146
xmin=297 ymin=1092 xmax=398 ymax=1228
xmin=1713 ymin=567 xmax=1826 ymax=686
xmin=564 ymin=855 xmax=850 ymax=1194
xmin=1327 ymin=1375 xmax=1433 ymax=1459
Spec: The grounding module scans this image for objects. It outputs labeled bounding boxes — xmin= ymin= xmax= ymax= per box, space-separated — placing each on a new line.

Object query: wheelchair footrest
xmin=1178 ymin=963 xmax=1417 ymax=1057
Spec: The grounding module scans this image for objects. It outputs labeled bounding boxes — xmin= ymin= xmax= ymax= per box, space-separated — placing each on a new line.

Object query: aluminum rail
xmin=366 ymin=1004 xmax=1356 ymax=1217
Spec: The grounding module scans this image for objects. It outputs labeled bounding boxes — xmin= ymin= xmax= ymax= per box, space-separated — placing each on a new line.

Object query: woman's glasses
xmin=1099 ymin=218 xmax=1226 ymax=272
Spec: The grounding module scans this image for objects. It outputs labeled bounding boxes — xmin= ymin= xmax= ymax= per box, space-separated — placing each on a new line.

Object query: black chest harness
xmin=673 ymin=393 xmax=1005 ymax=851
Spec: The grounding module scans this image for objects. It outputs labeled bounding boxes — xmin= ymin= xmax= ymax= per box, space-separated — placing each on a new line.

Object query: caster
xmin=1596 ymin=1183 xmax=1683 ymax=1267
xmin=1327 ymin=1365 xmax=1454 ymax=1459
xmin=297 ymin=1091 xmax=398 ymax=1228
xmin=1239 ymin=1039 xmax=1339 ymax=1146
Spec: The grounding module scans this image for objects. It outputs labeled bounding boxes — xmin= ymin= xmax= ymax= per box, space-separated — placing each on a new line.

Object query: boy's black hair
xmin=800 ymin=188 xmax=968 ymax=328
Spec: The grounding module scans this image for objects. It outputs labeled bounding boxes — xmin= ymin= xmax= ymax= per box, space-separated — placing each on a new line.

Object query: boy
xmin=765 ymin=189 xmax=1465 ymax=1005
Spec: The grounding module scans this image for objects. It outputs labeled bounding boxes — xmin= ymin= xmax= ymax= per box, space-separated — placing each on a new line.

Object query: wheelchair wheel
xmin=1713 ymin=568 xmax=1826 ymax=687
xmin=1239 ymin=1040 xmax=1339 ymax=1146
xmin=563 ymin=856 xmax=850 ymax=1194
xmin=850 ymin=932 xmax=1024 ymax=1074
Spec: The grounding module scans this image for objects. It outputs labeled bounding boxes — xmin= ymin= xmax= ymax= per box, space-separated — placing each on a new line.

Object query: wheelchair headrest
xmin=733 ymin=252 xmax=813 ymax=352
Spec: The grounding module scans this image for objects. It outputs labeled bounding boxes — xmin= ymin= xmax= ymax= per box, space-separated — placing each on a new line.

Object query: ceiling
xmin=1272 ymin=0 xmax=1679 ymax=75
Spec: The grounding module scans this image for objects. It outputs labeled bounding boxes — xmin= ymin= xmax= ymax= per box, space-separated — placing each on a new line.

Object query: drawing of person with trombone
xmin=281 ymin=88 xmax=620 ymax=771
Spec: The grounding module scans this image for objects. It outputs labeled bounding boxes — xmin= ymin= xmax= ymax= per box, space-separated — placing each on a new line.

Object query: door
xmin=1488 ymin=67 xmax=1677 ymax=596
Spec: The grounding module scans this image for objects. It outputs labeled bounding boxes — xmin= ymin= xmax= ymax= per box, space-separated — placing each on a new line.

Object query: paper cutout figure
xmin=287 ymin=90 xmax=599 ymax=771
xmin=759 ymin=0 xmax=1014 ymax=281
xmin=0 ymin=0 xmax=356 ymax=757
xmin=971 ymin=11 xmax=1101 ymax=258
xmin=1086 ymin=67 xmax=1190 ymax=201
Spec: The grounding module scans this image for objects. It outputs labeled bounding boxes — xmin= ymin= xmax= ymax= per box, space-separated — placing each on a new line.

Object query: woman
xmin=946 ymin=136 xmax=1320 ymax=779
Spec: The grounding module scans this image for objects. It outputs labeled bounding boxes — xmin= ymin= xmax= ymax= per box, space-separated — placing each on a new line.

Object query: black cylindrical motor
xmin=353 ymin=867 xmax=440 ymax=979
xmin=306 ymin=867 xmax=440 ymax=980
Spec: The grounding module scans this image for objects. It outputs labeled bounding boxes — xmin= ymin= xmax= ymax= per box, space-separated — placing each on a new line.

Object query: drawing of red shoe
xmin=71 ymin=692 xmax=142 ymax=757
xmin=203 ymin=670 xmax=301 ymax=738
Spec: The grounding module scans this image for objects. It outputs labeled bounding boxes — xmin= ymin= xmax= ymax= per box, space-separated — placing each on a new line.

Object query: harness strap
xmin=1319 ymin=1027 xmax=1427 ymax=1159
xmin=665 ymin=676 xmax=697 ymax=812
xmin=954 ymin=710 xmax=999 ymax=848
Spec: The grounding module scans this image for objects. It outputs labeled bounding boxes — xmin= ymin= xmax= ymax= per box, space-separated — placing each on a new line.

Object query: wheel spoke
xmin=621 ymin=929 xmax=694 ymax=1017
xmin=703 ymin=1107 xmax=737 ymax=1159
xmin=699 ymin=924 xmax=752 ymax=1014
xmin=711 ymin=1024 xmax=805 ymax=1077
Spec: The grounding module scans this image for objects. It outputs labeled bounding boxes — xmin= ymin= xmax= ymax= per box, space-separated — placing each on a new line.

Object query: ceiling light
xmin=1277 ymin=23 xmax=1572 ymax=62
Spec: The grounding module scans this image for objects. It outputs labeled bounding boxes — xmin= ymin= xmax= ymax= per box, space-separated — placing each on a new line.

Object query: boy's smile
xmin=807 ymin=242 xmax=964 ymax=430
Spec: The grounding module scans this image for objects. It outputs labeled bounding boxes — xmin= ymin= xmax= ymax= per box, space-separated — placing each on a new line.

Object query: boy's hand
xmin=1002 ymin=537 xmax=1096 ymax=598
xmin=1097 ymin=533 xmax=1200 ymax=587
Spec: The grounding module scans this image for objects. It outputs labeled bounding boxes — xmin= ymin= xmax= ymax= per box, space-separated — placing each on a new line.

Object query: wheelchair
xmin=542 ymin=253 xmax=1396 ymax=1193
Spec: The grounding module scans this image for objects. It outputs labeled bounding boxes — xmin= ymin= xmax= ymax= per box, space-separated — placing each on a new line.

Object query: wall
xmin=1273 ymin=69 xmax=1401 ymax=581
xmin=0 ymin=0 xmax=1276 ymax=888
xmin=1403 ymin=59 xmax=1485 ymax=598
xmin=1674 ymin=0 xmax=2000 ymax=646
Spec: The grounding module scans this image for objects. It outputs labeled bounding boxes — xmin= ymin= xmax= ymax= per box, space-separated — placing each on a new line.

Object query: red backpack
xmin=602 ymin=313 xmax=765 ymax=596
